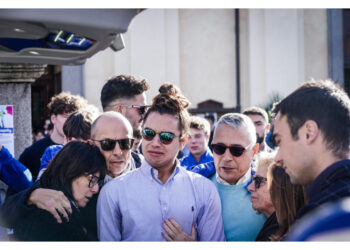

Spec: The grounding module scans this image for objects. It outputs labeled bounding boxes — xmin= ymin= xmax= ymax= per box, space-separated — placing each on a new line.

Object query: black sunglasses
xmin=252 ymin=175 xmax=268 ymax=189
xmin=142 ymin=128 xmax=178 ymax=145
xmin=85 ymin=173 xmax=104 ymax=188
xmin=92 ymin=138 xmax=134 ymax=151
xmin=211 ymin=143 xmax=252 ymax=157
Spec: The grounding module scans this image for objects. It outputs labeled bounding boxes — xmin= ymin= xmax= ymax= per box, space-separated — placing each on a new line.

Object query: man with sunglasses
xmin=207 ymin=113 xmax=266 ymax=241
xmin=90 ymin=111 xmax=135 ymax=180
xmin=247 ymin=152 xmax=278 ymax=241
xmin=100 ymin=74 xmax=149 ymax=168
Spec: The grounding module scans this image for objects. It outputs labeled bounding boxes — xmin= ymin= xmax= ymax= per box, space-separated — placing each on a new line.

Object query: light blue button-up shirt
xmin=97 ymin=160 xmax=225 ymax=241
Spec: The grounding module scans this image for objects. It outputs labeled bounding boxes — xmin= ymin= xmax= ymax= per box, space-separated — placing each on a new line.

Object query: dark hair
xmin=47 ymin=92 xmax=88 ymax=116
xmin=40 ymin=141 xmax=107 ymax=202
xmin=268 ymin=163 xmax=306 ymax=241
xmin=63 ymin=110 xmax=96 ymax=141
xmin=133 ymin=128 xmax=142 ymax=139
xmin=190 ymin=116 xmax=210 ymax=136
xmin=100 ymin=75 xmax=150 ymax=110
xmin=271 ymin=79 xmax=350 ymax=159
xmin=243 ymin=106 xmax=269 ymax=123
xmin=143 ymin=83 xmax=191 ymax=138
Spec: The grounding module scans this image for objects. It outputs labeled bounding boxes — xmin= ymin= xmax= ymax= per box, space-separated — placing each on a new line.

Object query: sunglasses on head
xmin=142 ymin=128 xmax=179 ymax=145
xmin=85 ymin=173 xmax=104 ymax=188
xmin=92 ymin=138 xmax=134 ymax=151
xmin=252 ymin=175 xmax=268 ymax=189
xmin=211 ymin=143 xmax=252 ymax=157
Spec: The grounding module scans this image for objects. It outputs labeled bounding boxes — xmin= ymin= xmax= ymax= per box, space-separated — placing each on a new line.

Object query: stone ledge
xmin=0 ymin=63 xmax=47 ymax=83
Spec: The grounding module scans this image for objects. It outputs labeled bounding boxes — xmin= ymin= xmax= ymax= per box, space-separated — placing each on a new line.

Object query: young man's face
xmin=187 ymin=128 xmax=209 ymax=158
xmin=142 ymin=112 xmax=185 ymax=171
xmin=51 ymin=113 xmax=69 ymax=139
xmin=246 ymin=114 xmax=269 ymax=145
xmin=122 ymin=93 xmax=147 ymax=131
xmin=273 ymin=113 xmax=313 ymax=185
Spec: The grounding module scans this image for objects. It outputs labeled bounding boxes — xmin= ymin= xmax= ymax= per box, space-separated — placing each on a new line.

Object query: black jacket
xmin=296 ymin=159 xmax=350 ymax=220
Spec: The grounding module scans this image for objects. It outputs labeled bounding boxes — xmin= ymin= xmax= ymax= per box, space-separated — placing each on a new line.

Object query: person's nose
xmin=112 ymin=142 xmax=123 ymax=155
xmin=91 ymin=183 xmax=99 ymax=194
xmin=247 ymin=181 xmax=255 ymax=192
xmin=275 ymin=148 xmax=283 ymax=165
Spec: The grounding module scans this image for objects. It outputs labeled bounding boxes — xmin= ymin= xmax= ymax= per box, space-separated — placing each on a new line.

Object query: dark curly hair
xmin=143 ymin=83 xmax=191 ymax=138
xmin=47 ymin=92 xmax=88 ymax=116
xmin=40 ymin=141 xmax=107 ymax=203
xmin=100 ymin=75 xmax=150 ymax=110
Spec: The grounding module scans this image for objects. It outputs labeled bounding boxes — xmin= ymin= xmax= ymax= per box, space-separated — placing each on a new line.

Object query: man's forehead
xmin=214 ymin=124 xmax=250 ymax=143
xmin=247 ymin=114 xmax=266 ymax=123
xmin=189 ymin=128 xmax=205 ymax=135
xmin=94 ymin=116 xmax=132 ymax=137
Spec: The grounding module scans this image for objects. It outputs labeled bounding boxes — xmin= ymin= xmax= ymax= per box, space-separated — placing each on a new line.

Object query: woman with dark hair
xmin=267 ymin=163 xmax=306 ymax=241
xmin=97 ymin=83 xmax=225 ymax=241
xmin=14 ymin=141 xmax=106 ymax=241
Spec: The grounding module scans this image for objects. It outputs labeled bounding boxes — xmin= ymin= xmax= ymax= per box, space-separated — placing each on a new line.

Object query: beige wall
xmin=83 ymin=9 xmax=329 ymax=112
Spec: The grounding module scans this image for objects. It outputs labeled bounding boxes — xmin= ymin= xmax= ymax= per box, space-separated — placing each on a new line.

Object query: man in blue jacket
xmin=180 ymin=116 xmax=213 ymax=175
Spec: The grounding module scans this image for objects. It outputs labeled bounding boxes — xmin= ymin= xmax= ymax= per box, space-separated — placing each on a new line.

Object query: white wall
xmin=82 ymin=9 xmax=329 ymax=112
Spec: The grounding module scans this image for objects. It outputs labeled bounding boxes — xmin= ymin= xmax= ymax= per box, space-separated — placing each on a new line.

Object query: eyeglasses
xmin=85 ymin=173 xmax=104 ymax=188
xmin=211 ymin=143 xmax=252 ymax=157
xmin=252 ymin=175 xmax=268 ymax=189
xmin=92 ymin=138 xmax=134 ymax=151
xmin=142 ymin=128 xmax=179 ymax=145
xmin=123 ymin=105 xmax=150 ymax=115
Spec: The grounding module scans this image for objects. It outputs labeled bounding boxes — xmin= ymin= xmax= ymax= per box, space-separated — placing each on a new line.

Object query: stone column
xmin=0 ymin=63 xmax=47 ymax=158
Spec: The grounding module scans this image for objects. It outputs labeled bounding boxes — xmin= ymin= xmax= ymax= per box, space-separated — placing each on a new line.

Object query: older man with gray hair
xmin=165 ymin=113 xmax=267 ymax=241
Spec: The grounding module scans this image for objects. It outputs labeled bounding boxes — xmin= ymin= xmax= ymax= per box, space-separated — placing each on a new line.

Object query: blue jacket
xmin=0 ymin=146 xmax=33 ymax=204
xmin=180 ymin=148 xmax=213 ymax=171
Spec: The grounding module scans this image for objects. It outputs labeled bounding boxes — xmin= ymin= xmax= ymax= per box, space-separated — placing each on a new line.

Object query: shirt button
xmin=164 ymin=206 xmax=167 ymax=211
xmin=163 ymin=187 xmax=166 ymax=190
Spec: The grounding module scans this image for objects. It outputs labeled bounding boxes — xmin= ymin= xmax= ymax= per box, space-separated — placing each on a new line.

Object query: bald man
xmin=90 ymin=111 xmax=136 ymax=181
xmin=0 ymin=112 xmax=136 ymax=240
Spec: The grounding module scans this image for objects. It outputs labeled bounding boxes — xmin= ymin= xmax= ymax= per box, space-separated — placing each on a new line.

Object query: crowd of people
xmin=0 ymin=75 xmax=349 ymax=241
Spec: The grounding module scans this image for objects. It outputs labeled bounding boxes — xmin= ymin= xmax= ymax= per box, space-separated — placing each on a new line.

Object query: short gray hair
xmin=215 ymin=113 xmax=257 ymax=144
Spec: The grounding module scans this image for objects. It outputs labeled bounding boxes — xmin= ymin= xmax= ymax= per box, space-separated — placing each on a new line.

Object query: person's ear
xmin=113 ymin=104 xmax=124 ymax=114
xmin=265 ymin=123 xmax=271 ymax=134
xmin=50 ymin=114 xmax=57 ymax=125
xmin=252 ymin=143 xmax=259 ymax=155
xmin=304 ymin=120 xmax=319 ymax=144
xmin=179 ymin=135 xmax=188 ymax=150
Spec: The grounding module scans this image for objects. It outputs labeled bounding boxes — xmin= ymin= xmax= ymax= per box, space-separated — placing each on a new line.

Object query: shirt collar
xmin=216 ymin=167 xmax=252 ymax=186
xmin=141 ymin=159 xmax=180 ymax=183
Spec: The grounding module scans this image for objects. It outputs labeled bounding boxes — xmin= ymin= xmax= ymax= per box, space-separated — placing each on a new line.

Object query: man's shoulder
xmin=190 ymin=161 xmax=216 ymax=178
xmin=20 ymin=137 xmax=54 ymax=157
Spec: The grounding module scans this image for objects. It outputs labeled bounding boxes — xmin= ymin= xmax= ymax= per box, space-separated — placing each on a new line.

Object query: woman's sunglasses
xmin=211 ymin=143 xmax=252 ymax=157
xmin=92 ymin=138 xmax=134 ymax=151
xmin=142 ymin=128 xmax=178 ymax=145
xmin=252 ymin=175 xmax=268 ymax=189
